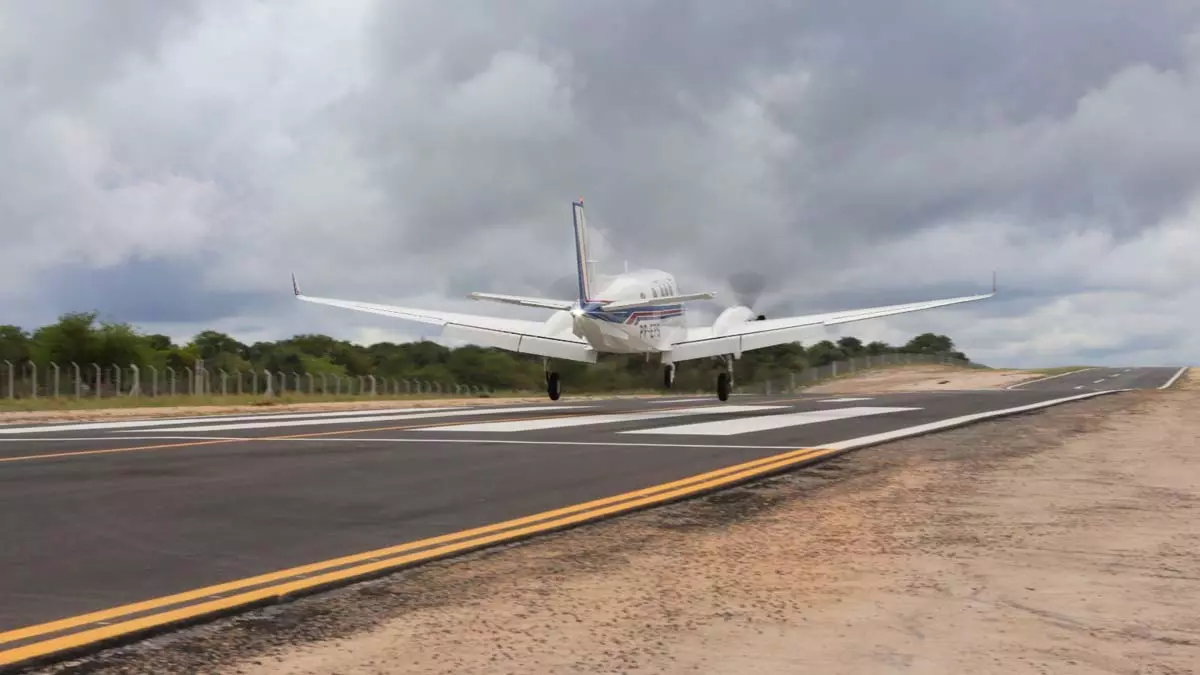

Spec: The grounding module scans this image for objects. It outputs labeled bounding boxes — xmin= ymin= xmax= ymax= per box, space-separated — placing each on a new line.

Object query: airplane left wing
xmin=668 ymin=285 xmax=995 ymax=362
xmin=293 ymin=278 xmax=597 ymax=363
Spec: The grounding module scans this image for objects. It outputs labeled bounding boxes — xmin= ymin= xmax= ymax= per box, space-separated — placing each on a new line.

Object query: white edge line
xmin=821 ymin=388 xmax=1131 ymax=450
xmin=1159 ymin=366 xmax=1188 ymax=390
xmin=1005 ymin=367 xmax=1097 ymax=389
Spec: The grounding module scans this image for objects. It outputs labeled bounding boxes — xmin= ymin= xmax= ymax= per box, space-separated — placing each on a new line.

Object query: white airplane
xmin=293 ymin=199 xmax=995 ymax=401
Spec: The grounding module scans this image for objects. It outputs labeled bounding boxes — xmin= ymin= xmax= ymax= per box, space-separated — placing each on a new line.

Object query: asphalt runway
xmin=1007 ymin=365 xmax=1186 ymax=391
xmin=0 ymin=366 xmax=1184 ymax=670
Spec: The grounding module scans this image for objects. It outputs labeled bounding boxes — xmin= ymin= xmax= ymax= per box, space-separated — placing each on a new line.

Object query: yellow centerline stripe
xmin=0 ymin=402 xmax=725 ymax=464
xmin=0 ymin=444 xmax=839 ymax=667
xmin=0 ymin=407 xmax=794 ymax=646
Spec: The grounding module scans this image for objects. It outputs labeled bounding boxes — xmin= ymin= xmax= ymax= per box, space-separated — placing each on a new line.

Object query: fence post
xmin=148 ymin=365 xmax=158 ymax=397
xmin=264 ymin=369 xmax=274 ymax=396
xmin=220 ymin=369 xmax=228 ymax=396
xmin=129 ymin=364 xmax=141 ymax=396
xmin=307 ymin=373 xmax=314 ymax=394
xmin=3 ymin=361 xmax=11 ymax=399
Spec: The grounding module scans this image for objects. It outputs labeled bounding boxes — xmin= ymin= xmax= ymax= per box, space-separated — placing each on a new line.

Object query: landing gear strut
xmin=663 ymin=364 xmax=675 ymax=389
xmin=715 ymin=355 xmax=733 ymax=402
xmin=544 ymin=357 xmax=561 ymax=401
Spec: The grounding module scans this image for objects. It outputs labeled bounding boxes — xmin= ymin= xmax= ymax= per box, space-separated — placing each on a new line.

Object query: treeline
xmin=0 ymin=312 xmax=971 ymax=392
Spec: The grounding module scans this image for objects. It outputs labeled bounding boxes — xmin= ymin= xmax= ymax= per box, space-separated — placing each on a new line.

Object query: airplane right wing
xmin=668 ymin=283 xmax=995 ymax=362
xmin=293 ymin=277 xmax=598 ymax=363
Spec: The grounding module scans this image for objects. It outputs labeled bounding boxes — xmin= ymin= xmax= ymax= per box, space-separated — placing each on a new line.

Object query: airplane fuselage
xmin=545 ymin=269 xmax=688 ymax=354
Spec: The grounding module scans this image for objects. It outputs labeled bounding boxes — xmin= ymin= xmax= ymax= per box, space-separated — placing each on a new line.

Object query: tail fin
xmin=572 ymin=199 xmax=596 ymax=304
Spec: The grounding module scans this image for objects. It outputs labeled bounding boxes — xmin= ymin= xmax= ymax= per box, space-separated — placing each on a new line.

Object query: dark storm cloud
xmin=2 ymin=0 xmax=1199 ymax=366
xmin=34 ymin=257 xmax=284 ymax=326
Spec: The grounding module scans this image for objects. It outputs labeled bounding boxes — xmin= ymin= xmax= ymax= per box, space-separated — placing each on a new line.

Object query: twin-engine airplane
xmin=293 ymin=199 xmax=995 ymax=401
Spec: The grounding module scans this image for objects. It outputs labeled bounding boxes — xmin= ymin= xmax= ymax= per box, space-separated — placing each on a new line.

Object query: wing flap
xmin=442 ymin=324 xmax=597 ymax=363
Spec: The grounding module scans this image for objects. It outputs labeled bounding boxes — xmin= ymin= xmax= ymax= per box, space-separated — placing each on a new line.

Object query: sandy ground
xmin=31 ymin=371 xmax=1198 ymax=675
xmin=801 ymin=364 xmax=1055 ymax=393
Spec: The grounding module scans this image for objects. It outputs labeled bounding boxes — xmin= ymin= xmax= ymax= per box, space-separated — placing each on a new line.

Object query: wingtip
xmin=291 ymin=273 xmax=300 ymax=296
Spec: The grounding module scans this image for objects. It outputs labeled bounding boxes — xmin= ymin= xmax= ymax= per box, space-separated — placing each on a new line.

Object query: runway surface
xmin=0 ymin=366 xmax=1184 ymax=669
xmin=1007 ymin=365 xmax=1186 ymax=391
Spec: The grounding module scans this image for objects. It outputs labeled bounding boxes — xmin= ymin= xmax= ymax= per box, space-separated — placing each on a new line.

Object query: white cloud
xmin=1 ymin=1 xmax=1198 ymax=370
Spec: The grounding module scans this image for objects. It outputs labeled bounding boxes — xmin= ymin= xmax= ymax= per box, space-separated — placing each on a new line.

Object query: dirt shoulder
xmin=32 ymin=374 xmax=1199 ymax=674
xmin=801 ymin=363 xmax=1064 ymax=393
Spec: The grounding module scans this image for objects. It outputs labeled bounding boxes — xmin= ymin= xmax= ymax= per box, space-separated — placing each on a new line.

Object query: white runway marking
xmin=624 ymin=406 xmax=920 ymax=436
xmin=0 ymin=407 xmax=476 ymax=435
xmin=1160 ymin=366 xmax=1188 ymax=389
xmin=112 ymin=406 xmax=589 ymax=432
xmin=647 ymin=398 xmax=708 ymax=404
xmin=815 ymin=397 xmax=874 ymax=403
xmin=418 ymin=405 xmax=787 ymax=432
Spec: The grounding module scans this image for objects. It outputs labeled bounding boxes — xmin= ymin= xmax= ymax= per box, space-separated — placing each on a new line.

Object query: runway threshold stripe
xmin=0 ymin=387 xmax=1133 ymax=670
xmin=0 ymin=403 xmax=724 ymax=464
xmin=113 ymin=405 xmax=587 ymax=432
xmin=420 ymin=405 xmax=786 ymax=432
xmin=624 ymin=406 xmax=920 ymax=436
xmin=0 ymin=408 xmax=462 ymax=435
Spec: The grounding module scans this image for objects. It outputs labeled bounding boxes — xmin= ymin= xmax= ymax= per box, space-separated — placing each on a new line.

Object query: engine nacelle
xmin=712 ymin=305 xmax=757 ymax=335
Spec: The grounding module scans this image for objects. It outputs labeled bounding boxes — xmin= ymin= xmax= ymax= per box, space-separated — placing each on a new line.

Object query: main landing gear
xmin=663 ymin=364 xmax=675 ymax=389
xmin=544 ymin=358 xmax=561 ymax=400
xmin=715 ymin=355 xmax=734 ymax=402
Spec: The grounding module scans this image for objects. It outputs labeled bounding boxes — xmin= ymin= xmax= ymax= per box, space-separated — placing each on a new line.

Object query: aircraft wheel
xmin=663 ymin=364 xmax=674 ymax=389
xmin=547 ymin=371 xmax=561 ymax=401
xmin=716 ymin=372 xmax=730 ymax=401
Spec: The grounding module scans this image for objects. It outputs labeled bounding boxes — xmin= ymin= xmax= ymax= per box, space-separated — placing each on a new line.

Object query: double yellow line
xmin=0 ymin=442 xmax=841 ymax=669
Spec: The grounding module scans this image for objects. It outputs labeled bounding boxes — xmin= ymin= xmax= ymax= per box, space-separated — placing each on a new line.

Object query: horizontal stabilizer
xmin=468 ymin=292 xmax=575 ymax=310
xmin=599 ymin=291 xmax=716 ymax=312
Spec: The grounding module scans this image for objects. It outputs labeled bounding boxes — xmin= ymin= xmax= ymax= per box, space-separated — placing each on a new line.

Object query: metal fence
xmin=0 ymin=360 xmax=492 ymax=399
xmin=2 ymin=352 xmax=981 ymax=401
xmin=736 ymin=352 xmax=985 ymax=395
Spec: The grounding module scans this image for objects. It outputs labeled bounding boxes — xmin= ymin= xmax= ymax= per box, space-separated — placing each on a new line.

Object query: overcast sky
xmin=3 ymin=0 xmax=1199 ymax=368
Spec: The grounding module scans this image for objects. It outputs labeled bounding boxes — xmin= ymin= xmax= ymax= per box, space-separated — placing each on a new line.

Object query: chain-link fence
xmin=0 ymin=360 xmax=492 ymax=400
xmin=735 ymin=352 xmax=985 ymax=395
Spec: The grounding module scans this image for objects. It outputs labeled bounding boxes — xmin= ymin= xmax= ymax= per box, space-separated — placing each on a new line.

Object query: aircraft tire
xmin=547 ymin=371 xmax=561 ymax=401
xmin=716 ymin=372 xmax=730 ymax=401
xmin=663 ymin=364 xmax=674 ymax=389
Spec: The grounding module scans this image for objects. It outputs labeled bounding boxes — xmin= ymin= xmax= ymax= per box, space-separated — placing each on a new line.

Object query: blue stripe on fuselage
xmin=583 ymin=303 xmax=684 ymax=324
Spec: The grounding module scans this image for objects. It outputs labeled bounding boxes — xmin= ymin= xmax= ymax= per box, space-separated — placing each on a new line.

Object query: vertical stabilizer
xmin=572 ymin=199 xmax=595 ymax=304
